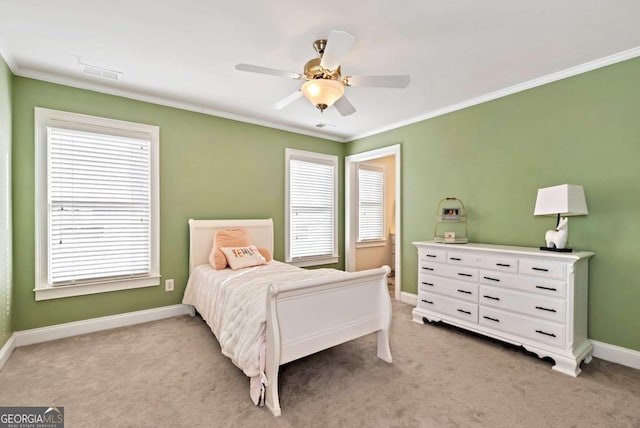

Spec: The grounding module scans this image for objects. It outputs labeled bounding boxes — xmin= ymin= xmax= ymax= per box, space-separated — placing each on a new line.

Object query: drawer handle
xmin=535 ymin=329 xmax=556 ymax=338
xmin=458 ymin=273 xmax=472 ymax=277
xmin=457 ymin=289 xmax=472 ymax=295
xmin=426 ymin=254 xmax=437 ymax=258
xmin=535 ymin=306 xmax=557 ymax=313
xmin=535 ymin=285 xmax=557 ymax=291
xmin=483 ymin=295 xmax=500 ymax=301
xmin=483 ymin=316 xmax=500 ymax=322
xmin=532 ymin=267 xmax=549 ymax=272
xmin=422 ymin=267 xmax=434 ymax=271
xmin=450 ymin=257 xmax=461 ymax=261
xmin=421 ymin=281 xmax=434 ymax=287
xmin=483 ymin=276 xmax=500 ymax=282
xmin=496 ymin=263 xmax=511 ymax=267
xmin=457 ymin=309 xmax=472 ymax=315
xmin=421 ymin=299 xmax=433 ymax=305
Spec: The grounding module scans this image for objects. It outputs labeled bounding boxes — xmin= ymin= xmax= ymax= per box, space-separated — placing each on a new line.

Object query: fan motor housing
xmin=304 ymin=58 xmax=341 ymax=80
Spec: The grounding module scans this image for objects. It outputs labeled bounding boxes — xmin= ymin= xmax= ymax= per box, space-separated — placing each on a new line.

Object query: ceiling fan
xmin=235 ymin=30 xmax=410 ymax=116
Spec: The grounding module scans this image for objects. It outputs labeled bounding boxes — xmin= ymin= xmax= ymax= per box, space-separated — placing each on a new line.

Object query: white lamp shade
xmin=534 ymin=184 xmax=588 ymax=216
xmin=301 ymin=79 xmax=344 ymax=108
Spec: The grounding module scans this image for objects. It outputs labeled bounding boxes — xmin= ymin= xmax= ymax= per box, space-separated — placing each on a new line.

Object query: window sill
xmin=288 ymin=256 xmax=340 ymax=268
xmin=356 ymin=239 xmax=387 ymax=248
xmin=34 ymin=274 xmax=161 ymax=301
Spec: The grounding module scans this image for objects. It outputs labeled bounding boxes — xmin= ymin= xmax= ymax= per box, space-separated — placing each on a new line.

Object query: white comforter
xmin=182 ymin=261 xmax=348 ymax=403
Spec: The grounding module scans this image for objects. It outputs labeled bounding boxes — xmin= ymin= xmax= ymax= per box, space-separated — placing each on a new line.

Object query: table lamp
xmin=533 ymin=184 xmax=588 ymax=252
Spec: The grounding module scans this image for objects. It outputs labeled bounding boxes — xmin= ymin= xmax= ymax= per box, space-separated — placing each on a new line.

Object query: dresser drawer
xmin=437 ymin=263 xmax=478 ymax=283
xmin=418 ymin=292 xmax=478 ymax=324
xmin=419 ymin=262 xmax=478 ymax=283
xmin=446 ymin=252 xmax=519 ymax=274
xmin=479 ymin=285 xmax=565 ymax=323
xmin=519 ymin=259 xmax=566 ymax=280
xmin=419 ymin=248 xmax=446 ymax=263
xmin=419 ymin=261 xmax=440 ymax=276
xmin=477 ymin=255 xmax=518 ymax=274
xmin=479 ymin=270 xmax=566 ymax=299
xmin=479 ymin=307 xmax=565 ymax=348
xmin=419 ymin=273 xmax=478 ymax=303
xmin=446 ymin=251 xmax=477 ymax=266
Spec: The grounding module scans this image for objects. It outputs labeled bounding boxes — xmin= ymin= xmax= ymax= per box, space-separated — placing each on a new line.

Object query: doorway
xmin=345 ymin=144 xmax=401 ymax=300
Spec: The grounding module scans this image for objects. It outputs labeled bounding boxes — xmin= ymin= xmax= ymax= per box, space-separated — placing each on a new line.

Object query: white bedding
xmin=182 ymin=261 xmax=349 ymax=404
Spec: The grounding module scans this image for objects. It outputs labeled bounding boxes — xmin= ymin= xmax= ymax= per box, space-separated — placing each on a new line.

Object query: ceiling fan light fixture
xmin=301 ymin=79 xmax=344 ymax=112
xmin=235 ymin=30 xmax=409 ymax=117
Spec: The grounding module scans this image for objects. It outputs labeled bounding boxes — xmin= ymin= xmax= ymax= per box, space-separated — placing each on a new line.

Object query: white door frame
xmin=345 ymin=144 xmax=401 ymax=300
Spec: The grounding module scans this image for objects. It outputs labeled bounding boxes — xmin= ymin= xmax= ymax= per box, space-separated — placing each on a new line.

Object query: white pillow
xmin=221 ymin=245 xmax=267 ymax=270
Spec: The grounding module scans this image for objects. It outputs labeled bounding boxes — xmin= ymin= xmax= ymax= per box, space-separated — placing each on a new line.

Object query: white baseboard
xmin=14 ymin=304 xmax=194 ymax=347
xmin=591 ymin=340 xmax=640 ymax=370
xmin=0 ymin=333 xmax=16 ymax=371
xmin=400 ymin=291 xmax=417 ymax=306
xmin=5 ymin=301 xmax=639 ymax=373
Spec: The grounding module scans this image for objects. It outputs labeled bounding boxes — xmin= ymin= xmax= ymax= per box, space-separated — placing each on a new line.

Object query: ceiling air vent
xmin=315 ymin=122 xmax=335 ymax=128
xmin=80 ymin=63 xmax=122 ymax=81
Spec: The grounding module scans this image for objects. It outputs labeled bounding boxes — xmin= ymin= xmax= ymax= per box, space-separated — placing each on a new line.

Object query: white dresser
xmin=412 ymin=241 xmax=594 ymax=376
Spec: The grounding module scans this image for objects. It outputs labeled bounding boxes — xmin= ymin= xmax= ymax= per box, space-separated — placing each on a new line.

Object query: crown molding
xmin=349 ymin=46 xmax=640 ymax=141
xmin=12 ymin=67 xmax=349 ymax=143
xmin=0 ymin=38 xmax=18 ymax=72
xmin=4 ymin=43 xmax=639 ymax=144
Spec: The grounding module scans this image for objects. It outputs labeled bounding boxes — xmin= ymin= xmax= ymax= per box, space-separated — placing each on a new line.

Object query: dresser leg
xmin=551 ymin=355 xmax=581 ymax=377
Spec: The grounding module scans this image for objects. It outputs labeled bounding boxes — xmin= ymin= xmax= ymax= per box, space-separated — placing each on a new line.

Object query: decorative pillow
xmin=209 ymin=228 xmax=252 ymax=270
xmin=257 ymin=247 xmax=272 ymax=262
xmin=221 ymin=245 xmax=267 ymax=270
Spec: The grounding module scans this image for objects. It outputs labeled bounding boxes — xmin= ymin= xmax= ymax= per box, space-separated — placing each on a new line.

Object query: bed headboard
xmin=188 ymin=218 xmax=274 ymax=272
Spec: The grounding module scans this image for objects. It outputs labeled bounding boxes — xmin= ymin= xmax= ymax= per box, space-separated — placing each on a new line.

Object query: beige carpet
xmin=1 ymin=301 xmax=639 ymax=427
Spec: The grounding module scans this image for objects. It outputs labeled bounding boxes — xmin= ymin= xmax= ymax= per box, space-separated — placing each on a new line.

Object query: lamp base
xmin=540 ymin=246 xmax=573 ymax=253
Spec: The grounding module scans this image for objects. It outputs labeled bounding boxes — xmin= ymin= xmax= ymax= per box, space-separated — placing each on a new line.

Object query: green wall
xmin=347 ymin=57 xmax=640 ymax=352
xmin=11 ymin=77 xmax=345 ymax=331
xmin=0 ymin=56 xmax=12 ymax=348
xmin=8 ymin=56 xmax=640 ymax=353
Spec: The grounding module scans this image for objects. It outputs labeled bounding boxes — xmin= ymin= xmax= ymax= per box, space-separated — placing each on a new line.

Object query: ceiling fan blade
xmin=273 ymin=91 xmax=303 ymax=110
xmin=320 ymin=30 xmax=355 ymax=71
xmin=346 ymin=75 xmax=411 ymax=88
xmin=334 ymin=96 xmax=356 ymax=116
xmin=235 ymin=63 xmax=303 ymax=79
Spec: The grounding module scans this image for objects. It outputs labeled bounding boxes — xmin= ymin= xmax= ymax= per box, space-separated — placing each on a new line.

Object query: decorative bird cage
xmin=434 ymin=197 xmax=468 ymax=244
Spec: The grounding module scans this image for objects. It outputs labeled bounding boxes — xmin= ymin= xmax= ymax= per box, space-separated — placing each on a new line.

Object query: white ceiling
xmin=1 ymin=0 xmax=640 ymax=142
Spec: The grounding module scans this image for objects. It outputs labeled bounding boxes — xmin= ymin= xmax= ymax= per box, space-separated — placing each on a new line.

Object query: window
xmin=285 ymin=148 xmax=338 ymax=266
xmin=357 ymin=165 xmax=385 ymax=242
xmin=35 ymin=108 xmax=160 ymax=300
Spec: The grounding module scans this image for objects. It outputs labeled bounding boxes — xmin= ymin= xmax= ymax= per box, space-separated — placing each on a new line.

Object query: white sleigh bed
xmin=184 ymin=218 xmax=392 ymax=416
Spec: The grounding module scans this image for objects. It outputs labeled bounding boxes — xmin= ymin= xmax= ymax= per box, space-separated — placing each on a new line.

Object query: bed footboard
xmin=264 ymin=265 xmax=392 ymax=417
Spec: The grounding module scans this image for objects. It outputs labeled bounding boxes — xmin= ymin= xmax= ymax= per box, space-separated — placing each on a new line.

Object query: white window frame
xmin=34 ymin=107 xmax=160 ymax=301
xmin=356 ymin=164 xmax=386 ymax=247
xmin=285 ymin=148 xmax=339 ymax=267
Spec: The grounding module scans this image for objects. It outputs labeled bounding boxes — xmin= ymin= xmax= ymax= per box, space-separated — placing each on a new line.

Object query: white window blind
xmin=287 ymin=151 xmax=337 ymax=263
xmin=358 ymin=166 xmax=384 ymax=241
xmin=48 ymin=127 xmax=151 ymax=285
